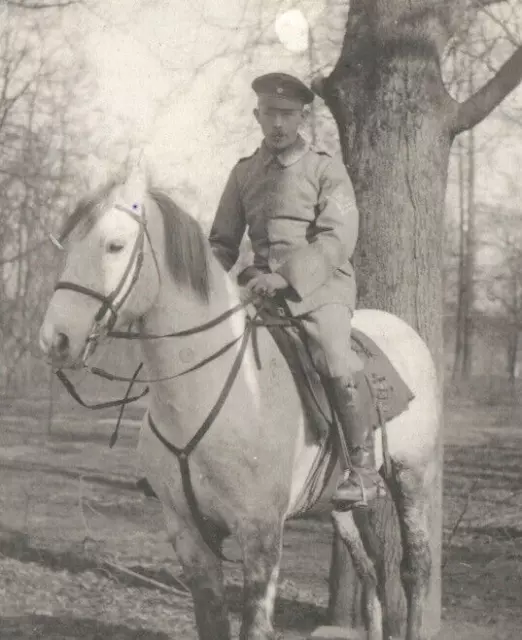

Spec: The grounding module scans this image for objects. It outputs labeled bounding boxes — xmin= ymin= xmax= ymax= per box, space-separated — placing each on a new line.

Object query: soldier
xmin=209 ymin=72 xmax=385 ymax=507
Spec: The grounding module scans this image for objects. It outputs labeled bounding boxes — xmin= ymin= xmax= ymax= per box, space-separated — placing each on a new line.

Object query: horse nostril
xmin=55 ymin=332 xmax=70 ymax=355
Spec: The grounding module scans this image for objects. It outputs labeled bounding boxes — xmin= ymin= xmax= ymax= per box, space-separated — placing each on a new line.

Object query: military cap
xmin=252 ymin=72 xmax=314 ymax=106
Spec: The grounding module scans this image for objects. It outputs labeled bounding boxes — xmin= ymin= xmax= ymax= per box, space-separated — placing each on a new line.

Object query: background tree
xmin=0 ymin=4 xmax=131 ymax=392
xmin=446 ymin=4 xmax=522 ymax=385
xmin=480 ymin=206 xmax=522 ymax=392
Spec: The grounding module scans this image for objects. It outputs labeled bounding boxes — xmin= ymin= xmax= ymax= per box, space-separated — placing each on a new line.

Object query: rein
xmin=107 ymin=301 xmax=246 ymax=340
xmin=55 ymin=299 xmax=253 ymax=454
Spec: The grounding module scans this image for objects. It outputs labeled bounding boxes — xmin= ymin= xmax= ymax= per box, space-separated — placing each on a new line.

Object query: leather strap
xmin=145 ymin=320 xmax=253 ymax=563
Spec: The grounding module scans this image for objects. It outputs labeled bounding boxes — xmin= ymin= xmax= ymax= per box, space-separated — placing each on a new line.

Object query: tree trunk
xmin=315 ymin=2 xmax=459 ymax=636
xmin=307 ymin=27 xmax=318 ymax=146
xmin=461 ymin=123 xmax=476 ymax=380
xmin=327 ymin=532 xmax=362 ymax=626
xmin=511 ymin=324 xmax=520 ymax=404
xmin=452 ymin=139 xmax=466 ymax=382
xmin=507 ymin=323 xmax=518 ymax=385
xmin=312 ymin=0 xmax=522 ymax=635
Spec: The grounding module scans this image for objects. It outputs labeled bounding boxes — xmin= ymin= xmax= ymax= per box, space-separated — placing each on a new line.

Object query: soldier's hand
xmin=246 ymin=273 xmax=288 ymax=297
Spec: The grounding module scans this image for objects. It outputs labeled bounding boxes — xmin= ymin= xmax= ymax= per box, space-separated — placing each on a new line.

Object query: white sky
xmin=64 ymin=0 xmax=294 ymax=220
xmin=58 ymin=0 xmax=522 ymax=226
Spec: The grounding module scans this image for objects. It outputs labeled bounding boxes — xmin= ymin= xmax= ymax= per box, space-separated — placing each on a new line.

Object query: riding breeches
xmin=297 ymin=304 xmax=363 ymax=379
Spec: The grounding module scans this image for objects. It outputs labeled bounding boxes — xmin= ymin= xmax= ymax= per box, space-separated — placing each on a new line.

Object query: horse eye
xmin=107 ymin=241 xmax=125 ymax=254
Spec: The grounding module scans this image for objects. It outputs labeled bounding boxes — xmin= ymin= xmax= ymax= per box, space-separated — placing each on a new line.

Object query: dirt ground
xmin=0 ymin=392 xmax=521 ymax=639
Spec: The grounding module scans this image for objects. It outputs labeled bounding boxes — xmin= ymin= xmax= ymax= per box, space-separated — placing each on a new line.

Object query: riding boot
xmin=327 ymin=376 xmax=386 ymax=507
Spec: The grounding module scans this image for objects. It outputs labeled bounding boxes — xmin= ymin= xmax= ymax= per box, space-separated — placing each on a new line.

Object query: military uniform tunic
xmin=209 ymin=135 xmax=362 ymax=377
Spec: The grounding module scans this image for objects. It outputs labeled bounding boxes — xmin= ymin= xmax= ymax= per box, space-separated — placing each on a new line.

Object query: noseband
xmin=54 ymin=203 xmax=147 ymax=361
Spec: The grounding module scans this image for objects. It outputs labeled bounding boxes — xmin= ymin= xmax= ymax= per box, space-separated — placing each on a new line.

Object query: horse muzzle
xmin=39 ymin=320 xmax=101 ymax=369
xmin=40 ymin=323 xmax=73 ymax=368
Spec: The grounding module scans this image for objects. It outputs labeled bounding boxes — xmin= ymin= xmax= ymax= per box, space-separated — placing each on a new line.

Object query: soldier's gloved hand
xmin=246 ymin=273 xmax=288 ymax=297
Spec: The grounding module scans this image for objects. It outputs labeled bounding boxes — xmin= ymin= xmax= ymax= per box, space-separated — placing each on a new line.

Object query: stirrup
xmin=332 ymin=467 xmax=385 ymax=509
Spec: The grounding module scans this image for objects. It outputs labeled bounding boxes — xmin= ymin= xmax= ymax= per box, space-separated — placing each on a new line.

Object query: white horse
xmin=39 ymin=166 xmax=440 ymax=640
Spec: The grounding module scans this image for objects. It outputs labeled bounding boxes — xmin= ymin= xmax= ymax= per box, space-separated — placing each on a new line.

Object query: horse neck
xmin=138 ymin=256 xmax=247 ymax=425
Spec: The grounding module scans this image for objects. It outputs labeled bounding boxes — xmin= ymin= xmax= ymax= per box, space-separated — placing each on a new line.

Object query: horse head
xmin=40 ymin=163 xmax=163 ymax=368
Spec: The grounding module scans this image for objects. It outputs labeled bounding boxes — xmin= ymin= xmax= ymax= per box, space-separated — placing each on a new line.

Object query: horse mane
xmin=59 ymin=178 xmax=211 ymax=302
xmin=59 ymin=179 xmax=121 ymax=243
xmin=148 ymin=188 xmax=210 ymax=302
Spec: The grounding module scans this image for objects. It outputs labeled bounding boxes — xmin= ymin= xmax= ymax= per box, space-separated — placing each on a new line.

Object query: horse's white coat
xmin=40 ymin=177 xmax=441 ymax=640
xmin=352 ymin=309 xmax=440 ymax=470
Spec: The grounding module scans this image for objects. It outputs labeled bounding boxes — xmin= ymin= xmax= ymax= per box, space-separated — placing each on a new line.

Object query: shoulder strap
xmin=237 ymin=148 xmax=259 ymax=164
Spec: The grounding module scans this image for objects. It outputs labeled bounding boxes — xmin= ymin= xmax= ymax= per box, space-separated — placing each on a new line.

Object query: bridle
xmin=49 ymin=197 xmax=254 ymax=418
xmin=53 ymin=202 xmax=152 ymax=363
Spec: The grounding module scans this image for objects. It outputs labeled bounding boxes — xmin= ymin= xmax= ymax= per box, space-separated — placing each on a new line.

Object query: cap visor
xmin=257 ymin=94 xmax=305 ymax=110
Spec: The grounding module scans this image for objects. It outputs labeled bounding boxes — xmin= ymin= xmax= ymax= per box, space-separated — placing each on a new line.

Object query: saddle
xmin=251 ymin=298 xmax=415 ymax=514
xmin=253 ymin=298 xmax=414 ymax=437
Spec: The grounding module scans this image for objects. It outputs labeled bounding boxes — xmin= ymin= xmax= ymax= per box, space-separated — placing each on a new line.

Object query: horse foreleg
xmin=389 ymin=463 xmax=432 ymax=640
xmin=237 ymin=519 xmax=284 ymax=640
xmin=332 ymin=510 xmax=383 ymax=640
xmin=167 ymin=515 xmax=231 ymax=640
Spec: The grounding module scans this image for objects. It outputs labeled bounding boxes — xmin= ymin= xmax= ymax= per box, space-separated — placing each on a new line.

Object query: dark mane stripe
xmin=59 ymin=179 xmax=119 ymax=243
xmin=148 ymin=188 xmax=210 ymax=301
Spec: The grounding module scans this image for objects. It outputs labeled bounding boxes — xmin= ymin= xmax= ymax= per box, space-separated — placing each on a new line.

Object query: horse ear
xmin=123 ymin=150 xmax=148 ymax=209
xmin=86 ymin=157 xmax=110 ymax=192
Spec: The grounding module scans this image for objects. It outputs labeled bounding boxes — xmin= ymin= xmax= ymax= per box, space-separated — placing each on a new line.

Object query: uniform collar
xmin=260 ymin=135 xmax=310 ymax=167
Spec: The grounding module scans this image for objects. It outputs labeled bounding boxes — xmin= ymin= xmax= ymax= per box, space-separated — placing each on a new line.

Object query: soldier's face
xmin=254 ymin=99 xmax=306 ymax=151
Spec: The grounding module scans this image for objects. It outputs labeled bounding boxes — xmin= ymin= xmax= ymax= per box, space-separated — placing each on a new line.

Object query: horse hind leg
xmin=388 ymin=461 xmax=432 ymax=640
xmin=237 ymin=518 xmax=284 ymax=640
xmin=332 ymin=510 xmax=383 ymax=640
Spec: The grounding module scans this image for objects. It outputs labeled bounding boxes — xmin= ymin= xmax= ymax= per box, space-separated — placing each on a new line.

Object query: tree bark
xmin=452 ymin=140 xmax=466 ymax=382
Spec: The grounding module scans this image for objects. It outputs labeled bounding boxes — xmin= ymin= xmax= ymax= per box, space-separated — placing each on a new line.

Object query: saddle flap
xmin=252 ymin=300 xmax=415 ymax=440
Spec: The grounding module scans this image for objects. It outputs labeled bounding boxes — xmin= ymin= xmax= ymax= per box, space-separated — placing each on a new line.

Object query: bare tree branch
xmin=452 ymin=43 xmax=522 ymax=134
xmin=480 ymin=3 xmax=521 ymax=47
xmin=6 ymin=0 xmax=81 ymax=9
xmin=102 ymin=560 xmax=191 ymax=598
xmin=0 ymin=238 xmax=49 ymax=266
xmin=442 ymin=476 xmax=480 ymax=567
